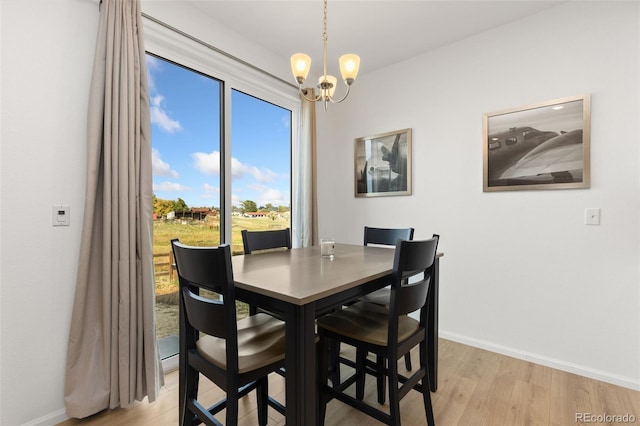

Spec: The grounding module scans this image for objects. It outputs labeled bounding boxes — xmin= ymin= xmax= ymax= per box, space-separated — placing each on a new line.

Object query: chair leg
xmin=420 ymin=341 xmax=435 ymax=425
xmin=329 ymin=339 xmax=341 ymax=386
xmin=256 ymin=377 xmax=269 ymax=426
xmin=355 ymin=348 xmax=367 ymax=401
xmin=376 ymin=355 xmax=386 ymax=404
xmin=226 ymin=387 xmax=239 ymax=426
xmin=182 ymin=365 xmax=199 ymax=426
xmin=404 ymin=352 xmax=412 ymax=371
xmin=423 ymin=377 xmax=436 ymax=426
xmin=387 ymin=357 xmax=401 ymax=426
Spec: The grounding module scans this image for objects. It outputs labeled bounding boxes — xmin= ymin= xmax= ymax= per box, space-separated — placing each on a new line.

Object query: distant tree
xmin=268 ymin=212 xmax=279 ymax=221
xmin=173 ymin=198 xmax=189 ymax=213
xmin=240 ymin=200 xmax=257 ymax=214
xmin=277 ymin=205 xmax=289 ymax=213
xmin=264 ymin=203 xmax=274 ymax=212
xmin=153 ymin=195 xmax=190 ymax=218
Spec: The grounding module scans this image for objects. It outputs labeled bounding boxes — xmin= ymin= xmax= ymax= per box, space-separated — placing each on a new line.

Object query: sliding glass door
xmin=145 ymin=53 xmax=294 ymax=361
xmin=229 ymin=90 xmax=291 ymax=254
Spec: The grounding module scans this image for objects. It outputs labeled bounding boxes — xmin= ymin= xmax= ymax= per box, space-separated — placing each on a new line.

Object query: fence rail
xmin=153 ymin=251 xmax=176 ymax=281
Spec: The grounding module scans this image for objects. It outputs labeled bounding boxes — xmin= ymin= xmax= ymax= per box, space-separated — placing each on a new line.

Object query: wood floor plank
xmin=57 ymin=339 xmax=639 ymax=426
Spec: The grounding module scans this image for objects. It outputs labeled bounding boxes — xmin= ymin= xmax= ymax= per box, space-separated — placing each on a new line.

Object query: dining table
xmin=232 ymin=243 xmax=443 ymax=425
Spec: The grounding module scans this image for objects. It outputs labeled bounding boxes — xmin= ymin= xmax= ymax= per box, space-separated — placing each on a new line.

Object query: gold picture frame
xmin=483 ymin=94 xmax=591 ymax=192
xmin=354 ymin=128 xmax=412 ymax=197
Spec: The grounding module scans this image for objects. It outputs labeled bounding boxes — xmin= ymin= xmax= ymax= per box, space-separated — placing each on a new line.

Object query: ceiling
xmin=183 ymin=0 xmax=565 ymax=80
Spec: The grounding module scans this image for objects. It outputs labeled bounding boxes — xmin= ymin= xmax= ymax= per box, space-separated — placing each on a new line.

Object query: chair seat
xmin=317 ymin=301 xmax=419 ymax=346
xmin=197 ymin=313 xmax=286 ymax=374
xmin=358 ymin=287 xmax=391 ymax=306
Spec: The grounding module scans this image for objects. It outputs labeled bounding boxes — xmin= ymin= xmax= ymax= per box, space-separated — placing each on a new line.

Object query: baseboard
xmin=21 ymin=408 xmax=68 ymax=426
xmin=440 ymin=331 xmax=640 ymax=391
xmin=21 ymin=356 xmax=179 ymax=426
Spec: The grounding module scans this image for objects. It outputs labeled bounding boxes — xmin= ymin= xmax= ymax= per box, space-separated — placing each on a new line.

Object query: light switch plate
xmin=53 ymin=205 xmax=70 ymax=226
xmin=585 ymin=208 xmax=600 ymax=225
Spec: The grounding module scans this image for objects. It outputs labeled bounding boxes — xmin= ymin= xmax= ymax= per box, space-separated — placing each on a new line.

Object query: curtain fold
xmin=293 ymin=89 xmax=318 ymax=248
xmin=64 ymin=0 xmax=162 ymax=418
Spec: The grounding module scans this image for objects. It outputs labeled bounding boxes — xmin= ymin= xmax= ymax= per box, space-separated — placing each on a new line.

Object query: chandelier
xmin=290 ymin=0 xmax=360 ymax=110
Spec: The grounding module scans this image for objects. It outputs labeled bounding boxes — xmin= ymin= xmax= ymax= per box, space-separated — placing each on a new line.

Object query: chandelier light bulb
xmin=290 ymin=53 xmax=311 ymax=84
xmin=339 ymin=54 xmax=360 ymax=84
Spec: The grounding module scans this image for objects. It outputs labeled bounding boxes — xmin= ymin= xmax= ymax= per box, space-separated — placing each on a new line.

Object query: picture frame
xmin=483 ymin=94 xmax=591 ymax=192
xmin=354 ymin=128 xmax=412 ymax=197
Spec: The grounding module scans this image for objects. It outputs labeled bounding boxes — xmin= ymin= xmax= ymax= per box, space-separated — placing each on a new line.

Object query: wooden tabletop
xmin=231 ymin=243 xmax=396 ymax=305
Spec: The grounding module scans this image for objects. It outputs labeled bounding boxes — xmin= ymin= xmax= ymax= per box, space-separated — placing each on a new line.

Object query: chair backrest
xmin=171 ymin=239 xmax=236 ymax=343
xmin=363 ymin=226 xmax=414 ymax=247
xmin=389 ymin=234 xmax=439 ymax=320
xmin=242 ymin=228 xmax=291 ymax=254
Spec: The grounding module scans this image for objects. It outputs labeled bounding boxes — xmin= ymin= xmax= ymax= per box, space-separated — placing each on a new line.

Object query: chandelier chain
xmin=322 ymin=0 xmax=328 ymax=78
xmin=322 ymin=0 xmax=328 ymax=42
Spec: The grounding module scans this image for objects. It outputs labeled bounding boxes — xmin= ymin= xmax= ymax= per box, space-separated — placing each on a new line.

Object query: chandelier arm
xmin=299 ymin=87 xmax=323 ymax=103
xmin=327 ymin=84 xmax=351 ymax=104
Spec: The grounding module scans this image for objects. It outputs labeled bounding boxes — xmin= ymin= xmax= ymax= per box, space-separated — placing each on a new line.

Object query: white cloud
xmin=192 ymin=151 xmax=221 ymax=175
xmin=231 ymin=157 xmax=277 ymax=183
xmin=192 ymin=150 xmax=278 ymax=183
xmin=151 ymin=148 xmax=179 ymax=178
xmin=202 ymin=183 xmax=219 ymax=194
xmin=145 ymin=56 xmax=161 ymax=93
xmin=199 ymin=183 xmax=219 ymax=201
xmin=153 ymin=181 xmax=190 ymax=192
xmin=150 ymin=95 xmax=182 ymax=134
xmin=259 ymin=188 xmax=288 ymax=206
xmin=191 ymin=151 xmax=278 ymax=183
xmin=247 ymin=184 xmax=289 ymax=207
xmin=281 ymin=114 xmax=290 ymax=129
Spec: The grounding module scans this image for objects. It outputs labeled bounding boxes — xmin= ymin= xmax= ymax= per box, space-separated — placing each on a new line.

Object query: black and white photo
xmin=355 ymin=128 xmax=412 ymax=197
xmin=483 ymin=94 xmax=591 ymax=192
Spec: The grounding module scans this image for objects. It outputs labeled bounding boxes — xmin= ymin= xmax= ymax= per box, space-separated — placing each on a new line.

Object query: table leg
xmin=285 ymin=302 xmax=318 ymax=425
xmin=427 ymin=257 xmax=439 ymax=392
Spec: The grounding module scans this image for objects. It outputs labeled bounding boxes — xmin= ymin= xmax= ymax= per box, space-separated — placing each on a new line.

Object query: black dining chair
xmin=316 ymin=236 xmax=439 ymax=426
xmin=241 ymin=228 xmax=291 ymax=255
xmin=359 ymin=226 xmax=415 ymax=371
xmin=241 ymin=228 xmax=292 ymax=317
xmin=171 ymin=239 xmax=286 ymax=426
xmin=329 ymin=227 xmax=415 ymax=386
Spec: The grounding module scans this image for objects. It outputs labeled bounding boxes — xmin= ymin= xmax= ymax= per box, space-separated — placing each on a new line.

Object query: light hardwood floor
xmin=58 ymin=338 xmax=639 ymax=425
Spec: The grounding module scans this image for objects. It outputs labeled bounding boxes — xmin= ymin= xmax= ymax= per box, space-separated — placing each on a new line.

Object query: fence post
xmin=170 ymin=250 xmax=176 ymax=281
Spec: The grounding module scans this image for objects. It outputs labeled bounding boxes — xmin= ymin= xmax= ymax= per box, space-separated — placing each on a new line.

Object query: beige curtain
xmin=64 ymin=0 xmax=162 ymax=418
xmin=293 ymin=89 xmax=318 ymax=247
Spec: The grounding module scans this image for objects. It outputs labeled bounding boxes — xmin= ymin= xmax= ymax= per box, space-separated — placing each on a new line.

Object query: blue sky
xmin=146 ymin=55 xmax=291 ymax=209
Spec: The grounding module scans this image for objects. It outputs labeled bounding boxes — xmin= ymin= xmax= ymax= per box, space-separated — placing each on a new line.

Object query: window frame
xmin=143 ymin=15 xmax=300 ymax=244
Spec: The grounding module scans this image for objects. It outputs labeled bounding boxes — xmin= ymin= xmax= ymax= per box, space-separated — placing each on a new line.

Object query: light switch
xmin=584 ymin=208 xmax=600 ymax=226
xmin=53 ymin=205 xmax=70 ymax=226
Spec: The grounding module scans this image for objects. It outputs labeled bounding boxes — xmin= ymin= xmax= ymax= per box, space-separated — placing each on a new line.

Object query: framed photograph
xmin=355 ymin=128 xmax=412 ymax=197
xmin=483 ymin=94 xmax=591 ymax=192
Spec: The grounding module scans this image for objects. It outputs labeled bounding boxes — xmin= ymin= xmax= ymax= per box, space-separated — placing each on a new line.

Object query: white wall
xmin=316 ymin=1 xmax=640 ymax=389
xmin=1 ymin=1 xmax=638 ymax=425
xmin=1 ymin=1 xmax=99 ymax=425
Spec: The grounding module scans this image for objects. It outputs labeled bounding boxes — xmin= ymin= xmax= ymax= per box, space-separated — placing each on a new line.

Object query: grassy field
xmin=153 ymin=215 xmax=289 ymax=339
xmin=153 ymin=215 xmax=289 ymax=255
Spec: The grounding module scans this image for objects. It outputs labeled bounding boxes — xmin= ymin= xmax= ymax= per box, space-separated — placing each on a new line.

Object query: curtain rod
xmin=141 ymin=12 xmax=295 ymax=89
